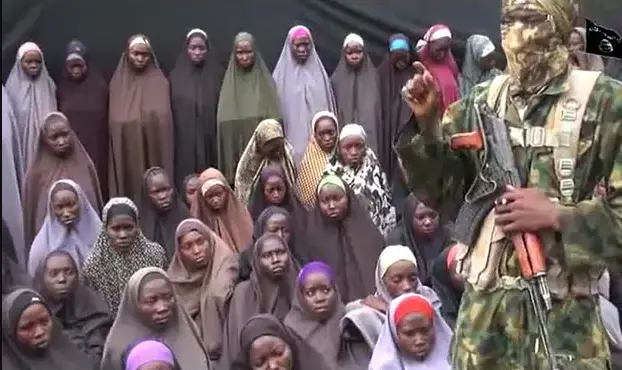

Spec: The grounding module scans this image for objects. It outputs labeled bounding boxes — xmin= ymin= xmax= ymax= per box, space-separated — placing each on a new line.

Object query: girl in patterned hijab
xmin=234 ymin=119 xmax=296 ymax=206
xmin=326 ymin=124 xmax=396 ymax=235
xmin=81 ymin=197 xmax=166 ymax=314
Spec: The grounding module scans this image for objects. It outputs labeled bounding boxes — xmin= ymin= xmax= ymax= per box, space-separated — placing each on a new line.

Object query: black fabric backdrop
xmin=2 ymin=0 xmax=621 ymax=82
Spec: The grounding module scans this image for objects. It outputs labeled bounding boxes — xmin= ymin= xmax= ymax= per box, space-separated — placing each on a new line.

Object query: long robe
xmin=108 ymin=35 xmax=174 ymax=199
xmin=217 ymin=32 xmax=281 ymax=184
xmin=57 ymin=39 xmax=109 ymax=199
xmin=376 ymin=35 xmax=414 ymax=185
xmin=5 ymin=42 xmax=57 ymax=169
xmin=272 ymin=25 xmax=336 ymax=164
xmin=2 ymin=86 xmax=26 ymax=266
xmin=22 ymin=112 xmax=102 ymax=253
xmin=169 ymin=31 xmax=222 ymax=189
xmin=331 ymin=38 xmax=380 ymax=152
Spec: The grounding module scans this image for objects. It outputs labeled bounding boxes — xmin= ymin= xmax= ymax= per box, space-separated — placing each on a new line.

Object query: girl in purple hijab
xmin=124 ymin=339 xmax=179 ymax=370
xmin=272 ymin=25 xmax=337 ymax=164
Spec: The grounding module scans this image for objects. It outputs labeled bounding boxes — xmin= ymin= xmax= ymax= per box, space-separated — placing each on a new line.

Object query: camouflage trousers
xmin=450 ymin=283 xmax=612 ymax=370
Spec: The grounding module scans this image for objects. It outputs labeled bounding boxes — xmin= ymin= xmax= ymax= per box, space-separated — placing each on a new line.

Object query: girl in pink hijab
xmin=416 ymin=25 xmax=460 ymax=115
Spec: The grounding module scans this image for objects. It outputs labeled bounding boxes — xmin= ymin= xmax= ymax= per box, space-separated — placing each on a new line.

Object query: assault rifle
xmin=449 ymin=101 xmax=559 ymax=370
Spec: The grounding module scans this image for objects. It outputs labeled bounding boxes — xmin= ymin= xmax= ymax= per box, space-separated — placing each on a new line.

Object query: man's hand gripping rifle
xmin=449 ymin=101 xmax=559 ymax=370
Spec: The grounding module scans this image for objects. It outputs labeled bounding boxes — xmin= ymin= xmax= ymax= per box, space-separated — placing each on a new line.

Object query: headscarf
xmin=374 ymin=245 xmax=441 ymax=306
xmin=385 ymin=195 xmax=448 ymax=285
xmin=81 ymin=197 xmax=167 ymax=315
xmin=217 ymin=32 xmax=281 ymax=183
xmin=501 ymin=0 xmax=574 ymax=97
xmin=369 ymin=293 xmax=452 ymax=370
xmin=2 ymin=86 xmax=26 ymax=266
xmin=231 ymin=314 xmax=333 ymax=370
xmin=222 ymin=234 xmax=298 ymax=367
xmin=196 ymin=168 xmax=254 ymax=253
xmin=125 ymin=340 xmax=176 ymax=370
xmin=1 ymin=289 xmax=94 ymax=370
xmin=284 ymin=262 xmax=345 ymax=368
xmin=570 ymin=27 xmax=605 ymax=71
xmin=305 ymin=174 xmax=385 ymax=302
xmin=169 ymin=28 xmax=222 ymax=189
xmin=326 ymin=124 xmax=396 ymax=235
xmin=168 ymin=219 xmax=238 ymax=357
xmin=137 ymin=167 xmax=189 ymax=261
xmin=32 ymin=251 xmax=111 ymax=362
xmin=458 ymin=34 xmax=503 ymax=97
xmin=417 ymin=24 xmax=460 ymax=114
xmin=57 ymin=39 xmax=109 ymax=194
xmin=108 ymin=34 xmax=174 ymax=199
xmin=100 ymin=267 xmax=210 ymax=370
xmin=376 ymin=34 xmax=413 ymax=184
xmin=340 ymin=245 xmax=441 ymax=350
xmin=234 ymin=119 xmax=296 ymax=206
xmin=22 ymin=112 xmax=103 ymax=250
xmin=272 ymin=25 xmax=337 ymax=163
xmin=5 ymin=42 xmax=57 ymax=168
xmin=248 ymin=166 xmax=307 ymax=244
xmin=296 ymin=111 xmax=339 ymax=209
xmin=28 ymin=179 xmax=102 ymax=275
xmin=330 ymin=33 xmax=380 ymax=152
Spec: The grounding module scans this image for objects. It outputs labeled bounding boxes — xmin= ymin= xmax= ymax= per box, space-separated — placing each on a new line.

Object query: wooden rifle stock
xmin=511 ymin=232 xmax=547 ymax=279
xmin=449 ymin=131 xmax=484 ymax=151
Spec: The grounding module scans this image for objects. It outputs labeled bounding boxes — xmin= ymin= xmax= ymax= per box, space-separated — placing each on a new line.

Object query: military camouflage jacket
xmin=395 ymin=71 xmax=622 ymax=281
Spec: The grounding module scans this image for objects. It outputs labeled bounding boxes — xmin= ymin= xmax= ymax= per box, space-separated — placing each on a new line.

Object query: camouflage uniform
xmin=395 ymin=0 xmax=622 ymax=367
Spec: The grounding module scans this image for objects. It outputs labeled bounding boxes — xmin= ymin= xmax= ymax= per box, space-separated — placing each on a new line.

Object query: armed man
xmin=396 ymin=0 xmax=622 ymax=368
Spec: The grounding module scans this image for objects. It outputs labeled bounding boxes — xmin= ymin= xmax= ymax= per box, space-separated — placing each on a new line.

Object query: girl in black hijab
xmin=137 ymin=167 xmax=189 ymax=261
xmin=33 ymin=250 xmax=111 ymax=363
xmin=2 ymin=288 xmax=95 ymax=370
xmin=169 ymin=28 xmax=223 ymax=189
xmin=385 ymin=194 xmax=451 ymax=285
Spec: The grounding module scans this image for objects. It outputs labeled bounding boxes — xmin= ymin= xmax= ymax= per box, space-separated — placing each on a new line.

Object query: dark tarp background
xmin=2 ymin=0 xmax=621 ymax=82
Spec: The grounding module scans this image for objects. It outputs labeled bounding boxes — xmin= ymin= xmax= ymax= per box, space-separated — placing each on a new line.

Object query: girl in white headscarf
xmin=369 ymin=293 xmax=452 ymax=370
xmin=326 ymin=123 xmax=395 ymax=234
xmin=5 ymin=42 xmax=57 ymax=168
xmin=341 ymin=245 xmax=441 ymax=351
xmin=272 ymin=25 xmax=337 ymax=164
xmin=27 ymin=179 xmax=102 ymax=275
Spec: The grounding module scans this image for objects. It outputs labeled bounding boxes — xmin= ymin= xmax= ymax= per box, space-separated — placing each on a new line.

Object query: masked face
xmin=500 ymin=0 xmax=571 ymax=95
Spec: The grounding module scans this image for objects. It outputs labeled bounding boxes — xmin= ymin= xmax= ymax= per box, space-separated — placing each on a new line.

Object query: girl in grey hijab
xmin=2 ymin=85 xmax=26 ymax=267
xmin=5 ymin=42 xmax=57 ymax=168
xmin=272 ymin=25 xmax=337 ymax=164
xmin=458 ymin=34 xmax=502 ymax=97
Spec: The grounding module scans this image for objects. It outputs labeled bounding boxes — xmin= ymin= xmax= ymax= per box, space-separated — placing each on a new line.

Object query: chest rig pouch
xmin=454 ymin=70 xmax=601 ymax=292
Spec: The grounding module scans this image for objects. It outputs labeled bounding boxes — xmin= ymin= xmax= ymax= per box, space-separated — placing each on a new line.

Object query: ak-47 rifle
xmin=449 ymin=101 xmax=559 ymax=370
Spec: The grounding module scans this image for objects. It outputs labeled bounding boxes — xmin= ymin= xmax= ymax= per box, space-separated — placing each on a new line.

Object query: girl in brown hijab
xmin=100 ymin=267 xmax=210 ymax=370
xmin=304 ymin=174 xmax=385 ymax=303
xmin=169 ymin=28 xmax=222 ymax=189
xmin=108 ymin=34 xmax=174 ymax=199
xmin=57 ymin=39 xmax=109 ymax=198
xmin=168 ymin=218 xmax=238 ymax=361
xmin=221 ymin=234 xmax=298 ymax=368
xmin=234 ymin=118 xmax=297 ymax=206
xmin=22 ymin=111 xmax=102 ymax=249
xmin=195 ymin=168 xmax=253 ymax=253
xmin=138 ymin=167 xmax=189 ymax=261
